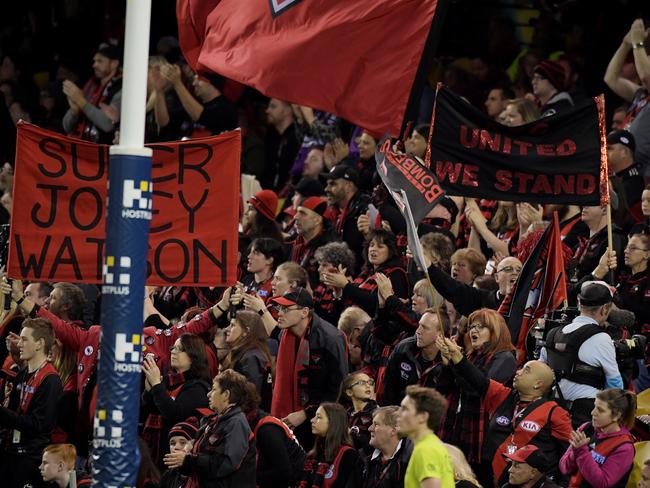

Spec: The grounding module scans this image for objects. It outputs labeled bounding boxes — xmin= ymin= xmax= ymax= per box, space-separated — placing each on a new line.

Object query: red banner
xmin=8 ymin=122 xmax=241 ymax=286
xmin=177 ymin=0 xmax=441 ymax=136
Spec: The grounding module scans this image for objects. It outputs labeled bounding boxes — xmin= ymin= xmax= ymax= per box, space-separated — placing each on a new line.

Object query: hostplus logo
xmin=122 ymin=179 xmax=152 ymax=220
xmin=114 ymin=333 xmax=141 ymax=373
xmin=102 ymin=255 xmax=131 ymax=295
xmin=93 ymin=409 xmax=124 ymax=448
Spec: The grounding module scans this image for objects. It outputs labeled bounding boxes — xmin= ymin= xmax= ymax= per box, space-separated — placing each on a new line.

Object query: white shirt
xmin=539 ymin=316 xmax=623 ymax=401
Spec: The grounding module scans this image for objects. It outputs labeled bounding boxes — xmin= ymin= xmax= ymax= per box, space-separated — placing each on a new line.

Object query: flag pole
xmin=93 ymin=0 xmax=153 ymax=485
xmin=606 ymin=203 xmax=614 ymax=282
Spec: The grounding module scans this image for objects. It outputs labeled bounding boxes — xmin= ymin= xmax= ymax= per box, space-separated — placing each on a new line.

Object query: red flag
xmin=498 ymin=214 xmax=568 ymax=363
xmin=177 ymin=0 xmax=441 ymax=136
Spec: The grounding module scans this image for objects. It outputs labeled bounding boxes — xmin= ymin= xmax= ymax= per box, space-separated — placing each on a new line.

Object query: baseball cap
xmin=299 ymin=196 xmax=328 ymax=217
xmin=324 ymin=165 xmax=359 ymax=186
xmin=533 ymin=60 xmax=566 ymax=91
xmin=578 ymin=281 xmax=614 ymax=306
xmin=503 ymin=445 xmax=552 ymax=472
xmin=271 ymin=288 xmax=314 ymax=309
xmin=607 ymin=129 xmax=636 ymax=154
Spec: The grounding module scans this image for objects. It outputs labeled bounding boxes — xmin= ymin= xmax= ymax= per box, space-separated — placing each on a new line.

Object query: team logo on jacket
xmin=400 ymin=362 xmax=412 ymax=372
xmin=114 ymin=333 xmax=141 ymax=373
xmin=102 ymin=255 xmax=131 ymax=295
xmin=93 ymin=408 xmax=124 ymax=449
xmin=269 ymin=0 xmax=303 ymax=17
xmin=496 ymin=416 xmax=510 ymax=426
xmin=520 ymin=420 xmax=540 ymax=432
xmin=122 ymin=179 xmax=152 ymax=220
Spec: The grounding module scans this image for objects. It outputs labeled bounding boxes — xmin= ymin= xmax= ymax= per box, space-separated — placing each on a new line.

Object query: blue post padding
xmin=93 ymin=152 xmax=152 ymax=487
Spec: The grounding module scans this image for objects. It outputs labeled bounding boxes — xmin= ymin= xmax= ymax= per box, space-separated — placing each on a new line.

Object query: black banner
xmin=375 ymin=139 xmax=445 ymax=270
xmin=375 ymin=138 xmax=445 ymax=223
xmin=428 ymin=86 xmax=607 ymax=205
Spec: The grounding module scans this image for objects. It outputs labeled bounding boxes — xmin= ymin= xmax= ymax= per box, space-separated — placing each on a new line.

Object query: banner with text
xmin=375 ymin=138 xmax=445 ymax=270
xmin=428 ymin=86 xmax=607 ymax=205
xmin=8 ymin=122 xmax=241 ymax=286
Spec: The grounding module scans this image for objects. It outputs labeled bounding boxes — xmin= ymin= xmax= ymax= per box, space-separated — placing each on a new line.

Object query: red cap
xmin=299 ymin=196 xmax=328 ymax=217
xmin=248 ymin=190 xmax=278 ymax=221
xmin=502 ymin=445 xmax=551 ymax=472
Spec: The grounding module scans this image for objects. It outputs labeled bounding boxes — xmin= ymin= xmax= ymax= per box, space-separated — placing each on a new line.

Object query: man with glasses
xmin=540 ymin=281 xmax=624 ymax=428
xmin=269 ymin=288 xmax=348 ymax=448
xmin=424 ymin=252 xmax=522 ymax=318
xmin=531 ymin=59 xmax=573 ymax=117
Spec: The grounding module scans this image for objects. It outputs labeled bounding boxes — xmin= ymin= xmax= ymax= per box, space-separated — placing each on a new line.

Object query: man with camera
xmin=540 ymin=281 xmax=624 ymax=428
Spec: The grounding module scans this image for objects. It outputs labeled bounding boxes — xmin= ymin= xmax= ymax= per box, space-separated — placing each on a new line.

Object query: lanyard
xmin=18 ymin=360 xmax=48 ymax=414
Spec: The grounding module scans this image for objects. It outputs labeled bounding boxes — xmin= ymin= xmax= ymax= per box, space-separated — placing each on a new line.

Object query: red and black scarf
xmin=271 ymin=326 xmax=311 ymax=419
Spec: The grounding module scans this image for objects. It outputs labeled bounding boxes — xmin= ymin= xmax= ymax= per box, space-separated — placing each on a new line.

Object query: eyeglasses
xmin=350 ymin=379 xmax=375 ymax=388
xmin=496 ymin=266 xmax=522 ymax=274
xmin=276 ymin=305 xmax=301 ymax=314
xmin=468 ymin=323 xmax=488 ymax=332
xmin=625 ymin=246 xmax=648 ymax=252
xmin=170 ymin=346 xmax=185 ymax=353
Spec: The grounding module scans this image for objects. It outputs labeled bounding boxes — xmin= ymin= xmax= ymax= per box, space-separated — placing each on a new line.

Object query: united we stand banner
xmin=427 ymin=85 xmax=608 ymax=205
xmin=8 ymin=122 xmax=241 ymax=286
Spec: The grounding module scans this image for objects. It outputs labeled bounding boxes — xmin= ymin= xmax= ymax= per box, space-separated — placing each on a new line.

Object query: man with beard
xmin=324 ymin=165 xmax=369 ymax=269
xmin=289 ymin=196 xmax=335 ymax=288
xmin=62 ymin=43 xmax=122 ymax=144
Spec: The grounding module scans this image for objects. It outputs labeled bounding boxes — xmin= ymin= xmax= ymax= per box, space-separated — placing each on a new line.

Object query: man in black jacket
xmin=0 ymin=318 xmax=63 ymax=488
xmin=426 ymin=254 xmax=522 ymax=318
xmin=270 ymin=288 xmax=348 ymax=448
xmin=324 ymin=165 xmax=370 ymax=270
xmin=364 ymin=406 xmax=413 ymax=488
xmin=383 ymin=308 xmax=452 ymax=406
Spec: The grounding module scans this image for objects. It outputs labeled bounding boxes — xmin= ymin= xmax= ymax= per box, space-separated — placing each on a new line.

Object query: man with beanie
xmin=541 ymin=281 xmax=624 ymax=428
xmin=502 ymin=445 xmax=561 ymax=488
xmin=289 ymin=196 xmax=336 ymax=288
xmin=532 ymin=60 xmax=574 ymax=117
xmin=160 ymin=418 xmax=199 ymax=488
xmin=247 ymin=190 xmax=279 ymax=223
xmin=607 ymin=129 xmax=646 ymax=230
xmin=62 ymin=42 xmax=122 ymax=144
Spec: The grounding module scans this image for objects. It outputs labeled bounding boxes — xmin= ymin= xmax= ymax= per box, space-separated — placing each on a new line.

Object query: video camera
xmin=530 ymin=306 xmax=647 ymax=383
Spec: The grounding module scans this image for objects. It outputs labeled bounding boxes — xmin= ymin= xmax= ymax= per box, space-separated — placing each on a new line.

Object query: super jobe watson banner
xmin=428 ymin=86 xmax=607 ymax=205
xmin=8 ymin=122 xmax=241 ymax=286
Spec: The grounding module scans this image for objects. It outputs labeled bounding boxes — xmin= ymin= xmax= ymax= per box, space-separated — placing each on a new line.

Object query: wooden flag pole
xmin=606 ymin=203 xmax=614 ymax=282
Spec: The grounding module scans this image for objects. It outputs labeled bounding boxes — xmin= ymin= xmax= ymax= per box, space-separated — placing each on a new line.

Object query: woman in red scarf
xmin=297 ymin=402 xmax=361 ymax=488
xmin=141 ymin=333 xmax=211 ymax=467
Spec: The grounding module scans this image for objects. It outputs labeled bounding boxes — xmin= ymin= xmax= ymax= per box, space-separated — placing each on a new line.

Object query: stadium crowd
xmin=1 ymin=3 xmax=650 ymax=488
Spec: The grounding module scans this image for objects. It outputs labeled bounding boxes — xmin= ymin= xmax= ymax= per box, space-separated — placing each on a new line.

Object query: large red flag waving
xmin=177 ymin=0 xmax=442 ymax=136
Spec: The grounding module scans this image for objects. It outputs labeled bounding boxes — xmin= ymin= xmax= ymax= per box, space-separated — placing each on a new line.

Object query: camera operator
xmin=540 ymin=281 xmax=624 ymax=428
